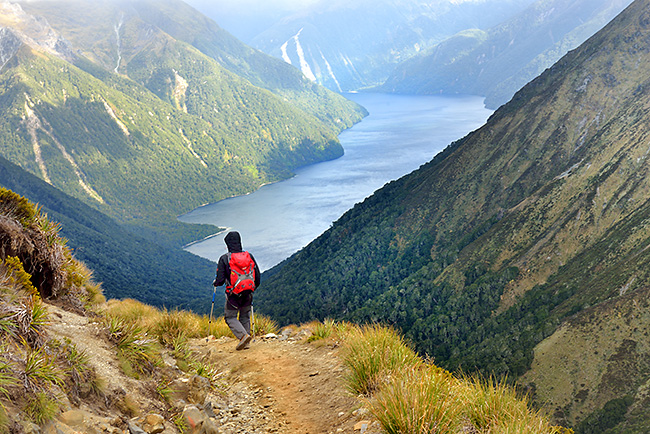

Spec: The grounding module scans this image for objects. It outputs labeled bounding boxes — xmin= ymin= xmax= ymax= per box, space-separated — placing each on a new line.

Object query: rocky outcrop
xmin=0 ymin=27 xmax=22 ymax=69
xmin=0 ymin=1 xmax=76 ymax=62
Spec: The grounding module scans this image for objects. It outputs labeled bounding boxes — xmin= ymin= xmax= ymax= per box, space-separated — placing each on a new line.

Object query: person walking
xmin=213 ymin=231 xmax=261 ymax=350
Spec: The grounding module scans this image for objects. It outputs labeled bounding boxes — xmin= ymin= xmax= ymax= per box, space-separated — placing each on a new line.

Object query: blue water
xmin=179 ymin=93 xmax=492 ymax=270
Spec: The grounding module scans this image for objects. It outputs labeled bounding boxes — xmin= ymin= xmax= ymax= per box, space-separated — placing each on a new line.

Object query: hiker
xmin=213 ymin=231 xmax=261 ymax=350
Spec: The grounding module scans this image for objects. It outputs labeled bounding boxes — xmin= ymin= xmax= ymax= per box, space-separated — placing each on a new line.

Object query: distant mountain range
xmin=193 ymin=0 xmax=537 ymax=92
xmin=258 ymin=0 xmax=650 ymax=431
xmin=0 ymin=0 xmax=365 ymax=239
xmin=382 ymin=0 xmax=633 ymax=108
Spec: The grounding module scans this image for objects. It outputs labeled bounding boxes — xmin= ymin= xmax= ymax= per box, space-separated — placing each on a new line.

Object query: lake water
xmin=178 ymin=93 xmax=492 ymax=271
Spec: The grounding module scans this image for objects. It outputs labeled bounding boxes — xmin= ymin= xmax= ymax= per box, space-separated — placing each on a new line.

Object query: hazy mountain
xmin=382 ymin=0 xmax=633 ymax=109
xmin=183 ymin=0 xmax=319 ymax=43
xmin=258 ymin=0 xmax=650 ymax=430
xmin=0 ymin=0 xmax=365 ymax=239
xmin=223 ymin=0 xmax=537 ymax=92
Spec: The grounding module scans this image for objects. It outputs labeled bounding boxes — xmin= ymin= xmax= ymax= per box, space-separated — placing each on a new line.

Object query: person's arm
xmin=213 ymin=255 xmax=229 ymax=287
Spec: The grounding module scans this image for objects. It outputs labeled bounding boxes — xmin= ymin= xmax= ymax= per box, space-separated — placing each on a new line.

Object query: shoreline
xmin=182 ymin=227 xmax=230 ymax=248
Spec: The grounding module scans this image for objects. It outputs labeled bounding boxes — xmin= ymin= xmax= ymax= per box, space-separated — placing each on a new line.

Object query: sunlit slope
xmin=0 ymin=0 xmax=365 ymax=231
xmin=0 ymin=43 xmax=336 ymax=221
xmin=17 ymin=0 xmax=364 ymax=133
xmin=258 ymin=0 xmax=650 ymax=429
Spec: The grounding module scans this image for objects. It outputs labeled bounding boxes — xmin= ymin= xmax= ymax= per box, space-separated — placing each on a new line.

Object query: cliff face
xmin=258 ymin=0 xmax=650 ymax=430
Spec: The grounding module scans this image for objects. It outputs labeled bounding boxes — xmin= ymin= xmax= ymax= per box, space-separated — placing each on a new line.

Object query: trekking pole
xmin=206 ymin=285 xmax=216 ymax=343
xmin=250 ymin=305 xmax=255 ymax=340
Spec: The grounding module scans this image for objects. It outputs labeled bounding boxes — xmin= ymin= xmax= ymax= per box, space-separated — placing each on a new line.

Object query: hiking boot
xmin=236 ymin=334 xmax=251 ymax=351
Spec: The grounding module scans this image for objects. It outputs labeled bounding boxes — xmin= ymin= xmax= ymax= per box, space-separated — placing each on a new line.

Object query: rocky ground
xmin=42 ymin=304 xmax=382 ymax=434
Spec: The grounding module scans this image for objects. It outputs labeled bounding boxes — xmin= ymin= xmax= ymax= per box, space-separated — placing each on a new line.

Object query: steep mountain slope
xmin=258 ymin=0 xmax=650 ymax=430
xmin=383 ymin=0 xmax=632 ymax=109
xmin=0 ymin=0 xmax=365 ymax=237
xmin=0 ymin=155 xmax=216 ymax=310
xmin=248 ymin=0 xmax=536 ymax=92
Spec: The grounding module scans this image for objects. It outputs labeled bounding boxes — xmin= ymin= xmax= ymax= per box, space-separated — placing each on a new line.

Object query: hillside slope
xmin=382 ymin=0 xmax=632 ymax=109
xmin=258 ymin=0 xmax=650 ymax=430
xmin=0 ymin=155 xmax=216 ymax=310
xmin=0 ymin=0 xmax=365 ymax=237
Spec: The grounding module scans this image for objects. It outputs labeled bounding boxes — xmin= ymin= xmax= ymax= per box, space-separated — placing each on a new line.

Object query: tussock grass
xmin=104 ymin=299 xmax=160 ymax=329
xmin=367 ymin=364 xmax=463 ymax=434
xmin=318 ymin=320 xmax=571 ymax=434
xmin=342 ymin=323 xmax=421 ymax=396
xmin=152 ymin=308 xmax=202 ymax=347
xmin=202 ymin=315 xmax=233 ymax=339
xmin=24 ymin=392 xmax=59 ymax=425
xmin=307 ymin=318 xmax=336 ymax=342
xmin=251 ymin=313 xmax=279 ymax=336
xmin=21 ymin=343 xmax=64 ymax=392
xmin=105 ymin=316 xmax=160 ymax=377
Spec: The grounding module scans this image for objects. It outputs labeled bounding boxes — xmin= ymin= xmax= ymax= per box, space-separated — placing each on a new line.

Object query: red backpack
xmin=226 ymin=252 xmax=256 ymax=295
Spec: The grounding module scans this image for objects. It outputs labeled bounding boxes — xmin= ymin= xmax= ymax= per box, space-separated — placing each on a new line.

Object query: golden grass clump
xmin=341 ymin=323 xmax=422 ymax=396
xmin=367 ymin=364 xmax=463 ymax=434
xmin=0 ymin=188 xmax=104 ymax=305
xmin=331 ymin=321 xmax=570 ymax=434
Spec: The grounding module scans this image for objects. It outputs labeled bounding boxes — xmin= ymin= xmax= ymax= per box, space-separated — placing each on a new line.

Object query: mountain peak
xmin=0 ymin=1 xmax=76 ymax=62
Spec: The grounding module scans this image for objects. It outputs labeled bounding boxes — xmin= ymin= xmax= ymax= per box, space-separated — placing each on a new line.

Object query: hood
xmin=224 ymin=231 xmax=243 ymax=252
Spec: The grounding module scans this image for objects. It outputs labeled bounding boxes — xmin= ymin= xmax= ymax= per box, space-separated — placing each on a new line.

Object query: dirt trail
xmin=194 ymin=334 xmax=378 ymax=434
xmin=47 ymin=303 xmax=379 ymax=433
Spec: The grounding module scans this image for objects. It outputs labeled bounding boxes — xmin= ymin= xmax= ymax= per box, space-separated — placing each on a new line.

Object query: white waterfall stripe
xmin=280 ymin=40 xmax=292 ymax=64
xmin=293 ymin=28 xmax=316 ymax=81
xmin=319 ymin=49 xmax=341 ymax=92
xmin=114 ymin=14 xmax=124 ymax=73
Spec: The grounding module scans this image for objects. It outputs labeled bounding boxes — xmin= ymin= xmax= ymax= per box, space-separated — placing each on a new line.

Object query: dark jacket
xmin=213 ymin=231 xmax=261 ymax=308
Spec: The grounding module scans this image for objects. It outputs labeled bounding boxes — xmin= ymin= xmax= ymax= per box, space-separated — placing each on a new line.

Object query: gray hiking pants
xmin=224 ymin=301 xmax=251 ymax=340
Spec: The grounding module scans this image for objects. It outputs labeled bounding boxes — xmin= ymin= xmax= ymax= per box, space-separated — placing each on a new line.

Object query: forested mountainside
xmin=258 ymin=0 xmax=650 ymax=431
xmin=247 ymin=0 xmax=535 ymax=92
xmin=0 ymin=0 xmax=365 ymax=240
xmin=0 ymin=155 xmax=216 ymax=309
xmin=382 ymin=0 xmax=632 ymax=109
